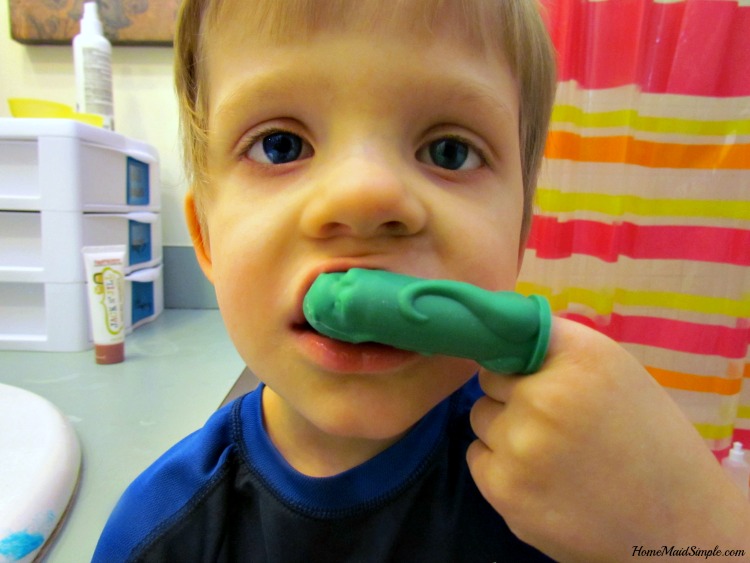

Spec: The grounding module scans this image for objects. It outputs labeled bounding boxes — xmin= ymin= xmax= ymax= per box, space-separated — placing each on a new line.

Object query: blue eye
xmin=417 ymin=137 xmax=483 ymax=171
xmin=263 ymin=132 xmax=302 ymax=164
xmin=246 ymin=131 xmax=312 ymax=164
xmin=430 ymin=139 xmax=468 ymax=170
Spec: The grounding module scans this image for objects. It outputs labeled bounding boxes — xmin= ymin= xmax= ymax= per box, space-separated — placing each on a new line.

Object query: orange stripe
xmin=545 ymin=131 xmax=750 ymax=169
xmin=745 ymin=363 xmax=750 ymax=379
xmin=647 ymin=366 xmax=742 ymax=396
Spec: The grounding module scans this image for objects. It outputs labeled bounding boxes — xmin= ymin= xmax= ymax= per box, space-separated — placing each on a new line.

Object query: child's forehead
xmin=204 ymin=0 xmax=508 ymax=59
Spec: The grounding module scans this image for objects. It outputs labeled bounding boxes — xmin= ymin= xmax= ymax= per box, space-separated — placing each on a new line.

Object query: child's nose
xmin=300 ymin=153 xmax=427 ymax=240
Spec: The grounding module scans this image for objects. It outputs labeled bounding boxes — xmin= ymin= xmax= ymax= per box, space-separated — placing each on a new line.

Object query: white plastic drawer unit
xmin=0 ymin=119 xmax=163 ymax=351
xmin=0 ymin=264 xmax=163 ymax=352
xmin=0 ymin=211 xmax=162 ymax=283
xmin=0 ymin=118 xmax=159 ymax=212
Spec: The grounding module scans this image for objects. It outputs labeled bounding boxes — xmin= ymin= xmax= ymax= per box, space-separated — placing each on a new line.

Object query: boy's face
xmin=189 ymin=15 xmax=525 ymax=452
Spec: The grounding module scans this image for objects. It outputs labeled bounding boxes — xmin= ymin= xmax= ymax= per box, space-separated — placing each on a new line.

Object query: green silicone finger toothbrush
xmin=303 ymin=268 xmax=552 ymax=374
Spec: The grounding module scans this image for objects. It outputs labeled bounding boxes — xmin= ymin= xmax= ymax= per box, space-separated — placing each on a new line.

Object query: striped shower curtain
xmin=518 ymin=0 xmax=750 ymax=457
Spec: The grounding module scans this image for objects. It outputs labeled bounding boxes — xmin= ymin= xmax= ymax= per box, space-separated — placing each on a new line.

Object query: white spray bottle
xmin=73 ymin=2 xmax=114 ymax=129
xmin=722 ymin=442 xmax=750 ymax=499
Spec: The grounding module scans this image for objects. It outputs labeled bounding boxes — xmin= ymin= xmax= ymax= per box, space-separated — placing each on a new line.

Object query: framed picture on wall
xmin=9 ymin=0 xmax=178 ymax=46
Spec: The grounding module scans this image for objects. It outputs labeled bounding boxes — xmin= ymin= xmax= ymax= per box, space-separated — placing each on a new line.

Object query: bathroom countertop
xmin=0 ymin=309 xmax=247 ymax=562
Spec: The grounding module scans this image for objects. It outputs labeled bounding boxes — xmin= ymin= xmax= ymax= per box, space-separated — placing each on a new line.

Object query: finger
xmin=469 ymin=394 xmax=507 ymax=447
xmin=466 ymin=438 xmax=509 ymax=517
xmin=476 ymin=316 xmax=564 ymax=399
xmin=465 ymin=437 xmax=492 ymax=477
xmin=543 ymin=315 xmax=617 ymax=367
xmin=476 ymin=368 xmax=522 ymax=403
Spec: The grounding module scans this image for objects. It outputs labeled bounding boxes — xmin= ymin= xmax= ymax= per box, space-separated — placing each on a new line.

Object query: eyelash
xmin=425 ymin=134 xmax=489 ymax=168
xmin=238 ymin=127 xmax=308 ymax=161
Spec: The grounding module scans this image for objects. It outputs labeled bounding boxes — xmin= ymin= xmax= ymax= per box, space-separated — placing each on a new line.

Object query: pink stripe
xmin=720 ymin=7 xmax=750 ymax=97
xmin=541 ymin=0 xmax=750 ymax=96
xmin=732 ymin=429 xmax=750 ymax=447
xmin=563 ymin=313 xmax=749 ymax=359
xmin=637 ymin=1 xmax=685 ymax=93
xmin=668 ymin=1 xmax=741 ymax=96
xmin=527 ymin=216 xmax=750 ymax=266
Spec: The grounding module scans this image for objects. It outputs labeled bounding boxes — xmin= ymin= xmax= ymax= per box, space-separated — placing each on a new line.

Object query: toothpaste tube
xmin=82 ymin=245 xmax=126 ymax=364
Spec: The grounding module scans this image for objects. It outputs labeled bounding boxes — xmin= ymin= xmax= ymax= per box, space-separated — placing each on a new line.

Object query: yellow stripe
xmin=737 ymin=406 xmax=750 ymax=420
xmin=535 ymin=189 xmax=750 ymax=221
xmin=694 ymin=423 xmax=735 ymax=441
xmin=515 ymin=282 xmax=750 ymax=318
xmin=551 ymin=105 xmax=750 ymax=136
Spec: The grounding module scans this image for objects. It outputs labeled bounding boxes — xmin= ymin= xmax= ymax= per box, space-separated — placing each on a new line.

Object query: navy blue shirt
xmin=93 ymin=377 xmax=554 ymax=562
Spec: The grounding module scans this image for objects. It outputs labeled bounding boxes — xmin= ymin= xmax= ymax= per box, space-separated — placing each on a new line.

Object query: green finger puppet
xmin=303 ymin=268 xmax=552 ymax=374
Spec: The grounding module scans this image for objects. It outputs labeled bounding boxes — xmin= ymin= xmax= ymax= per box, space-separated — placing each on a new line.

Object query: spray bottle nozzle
xmin=80 ymin=2 xmax=103 ymax=35
xmin=728 ymin=441 xmax=747 ymax=461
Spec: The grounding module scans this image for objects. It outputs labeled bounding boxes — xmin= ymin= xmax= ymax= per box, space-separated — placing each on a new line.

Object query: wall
xmin=0 ymin=0 xmax=216 ymax=307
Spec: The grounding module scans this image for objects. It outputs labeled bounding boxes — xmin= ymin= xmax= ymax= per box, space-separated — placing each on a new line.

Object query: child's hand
xmin=467 ymin=317 xmax=750 ymax=563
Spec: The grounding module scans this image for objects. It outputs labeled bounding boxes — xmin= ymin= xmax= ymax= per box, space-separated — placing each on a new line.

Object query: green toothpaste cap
xmin=303 ymin=269 xmax=551 ymax=374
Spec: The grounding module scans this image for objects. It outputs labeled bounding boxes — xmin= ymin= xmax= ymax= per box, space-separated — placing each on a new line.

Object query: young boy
xmin=94 ymin=1 xmax=750 ymax=561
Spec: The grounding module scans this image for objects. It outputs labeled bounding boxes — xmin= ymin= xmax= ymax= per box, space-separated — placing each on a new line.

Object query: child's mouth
xmin=292 ymin=320 xmax=418 ymax=374
xmin=295 ymin=320 xmax=315 ymax=333
xmin=292 ymin=267 xmax=423 ymax=373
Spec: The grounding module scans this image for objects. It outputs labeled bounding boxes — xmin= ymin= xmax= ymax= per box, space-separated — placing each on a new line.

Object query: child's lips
xmin=293 ymin=326 xmax=419 ymax=374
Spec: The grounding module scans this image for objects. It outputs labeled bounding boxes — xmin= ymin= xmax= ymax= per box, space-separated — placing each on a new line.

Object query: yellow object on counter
xmin=8 ymin=98 xmax=104 ymax=127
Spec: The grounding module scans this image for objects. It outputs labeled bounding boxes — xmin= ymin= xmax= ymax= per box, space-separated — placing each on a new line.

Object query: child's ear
xmin=185 ymin=192 xmax=214 ymax=283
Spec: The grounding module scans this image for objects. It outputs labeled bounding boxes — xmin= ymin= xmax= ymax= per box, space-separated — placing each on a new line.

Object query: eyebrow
xmin=429 ymin=77 xmax=517 ymax=123
xmin=414 ymin=74 xmax=519 ymax=160
xmin=210 ymin=67 xmax=518 ymax=154
xmin=211 ymin=71 xmax=330 ymax=124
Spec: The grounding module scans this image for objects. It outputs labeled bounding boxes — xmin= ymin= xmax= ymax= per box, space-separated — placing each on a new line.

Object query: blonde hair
xmin=175 ymin=0 xmax=557 ymax=239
